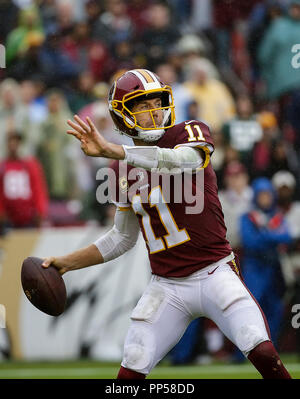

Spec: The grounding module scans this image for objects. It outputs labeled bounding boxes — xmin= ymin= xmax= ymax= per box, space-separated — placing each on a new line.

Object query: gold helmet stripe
xmin=136 ymin=69 xmax=155 ymax=83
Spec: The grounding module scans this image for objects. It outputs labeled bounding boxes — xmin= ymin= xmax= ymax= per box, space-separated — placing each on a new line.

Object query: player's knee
xmin=122 ymin=343 xmax=151 ymax=373
xmin=122 ymin=325 xmax=155 ymax=375
xmin=235 ymin=324 xmax=269 ymax=356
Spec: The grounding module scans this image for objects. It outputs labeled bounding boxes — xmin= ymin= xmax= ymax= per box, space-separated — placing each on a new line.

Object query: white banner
xmin=0 ymin=227 xmax=151 ymax=361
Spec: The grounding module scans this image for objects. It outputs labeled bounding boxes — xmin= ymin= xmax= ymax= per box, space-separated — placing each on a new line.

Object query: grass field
xmin=0 ymin=354 xmax=299 ymax=379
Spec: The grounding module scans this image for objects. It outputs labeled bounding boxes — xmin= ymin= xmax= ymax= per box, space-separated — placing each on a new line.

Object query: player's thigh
xmin=201 ymin=267 xmax=270 ymax=357
xmin=121 ymin=278 xmax=192 ymax=375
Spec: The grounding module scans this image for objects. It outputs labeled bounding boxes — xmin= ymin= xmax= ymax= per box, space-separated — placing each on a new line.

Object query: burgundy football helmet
xmin=108 ymin=69 xmax=175 ymax=142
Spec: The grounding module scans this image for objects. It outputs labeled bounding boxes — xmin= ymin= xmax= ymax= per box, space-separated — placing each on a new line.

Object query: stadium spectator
xmin=0 ymin=0 xmax=19 ymax=42
xmin=127 ymin=0 xmax=153 ymax=35
xmin=106 ymin=40 xmax=138 ymax=79
xmin=272 ymin=171 xmax=300 ymax=241
xmin=189 ymin=0 xmax=213 ymax=34
xmin=0 ymin=132 xmax=48 ymax=229
xmin=6 ymin=30 xmax=46 ymax=82
xmin=155 ymin=63 xmax=195 ymax=124
xmin=250 ymin=111 xmax=280 ymax=178
xmin=247 ymin=0 xmax=285 ymax=88
xmin=222 ymin=94 xmax=262 ymax=166
xmin=67 ymin=70 xmax=98 ymax=114
xmin=38 ymin=24 xmax=79 ymax=87
xmin=93 ymin=0 xmax=134 ymax=49
xmin=258 ymin=0 xmax=300 ymax=100
xmin=257 ymin=1 xmax=300 ymax=151
xmin=230 ymin=20 xmax=252 ymax=90
xmin=213 ymin=0 xmax=260 ymax=72
xmin=266 ymin=139 xmax=299 ymax=178
xmin=37 ymin=89 xmax=77 ymax=201
xmin=19 ymin=79 xmax=47 ymax=125
xmin=184 ymin=57 xmax=236 ymax=132
xmin=167 ymin=0 xmax=192 ymax=26
xmin=17 ymin=79 xmax=48 ymax=157
xmin=5 ymin=5 xmax=44 ymax=65
xmin=175 ymin=34 xmax=211 ymax=67
xmin=61 ymin=21 xmax=93 ymax=70
xmin=219 ymin=161 xmax=253 ymax=253
xmin=139 ymin=2 xmax=180 ymax=69
xmin=85 ymin=0 xmax=103 ymax=39
xmin=60 ymin=20 xmax=113 ymax=83
xmin=0 ymin=79 xmax=27 ymax=160
xmin=39 ymin=0 xmax=57 ymax=33
xmin=272 ymin=171 xmax=300 ymax=356
xmin=240 ymin=177 xmax=292 ymax=348
xmin=174 ymin=35 xmax=219 ymax=85
xmin=54 ymin=0 xmax=76 ymax=38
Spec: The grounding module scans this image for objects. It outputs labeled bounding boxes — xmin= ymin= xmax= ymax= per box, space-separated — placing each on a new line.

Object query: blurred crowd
xmin=1 ymin=0 xmax=300 ymax=361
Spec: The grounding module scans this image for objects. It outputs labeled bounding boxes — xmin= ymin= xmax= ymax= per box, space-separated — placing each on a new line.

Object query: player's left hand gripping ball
xmin=21 ymin=257 xmax=67 ymax=316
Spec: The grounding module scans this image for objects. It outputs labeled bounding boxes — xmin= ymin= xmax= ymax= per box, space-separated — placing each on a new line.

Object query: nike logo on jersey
xmin=184 ymin=120 xmax=198 ymax=125
xmin=208 ymin=266 xmax=219 ymax=275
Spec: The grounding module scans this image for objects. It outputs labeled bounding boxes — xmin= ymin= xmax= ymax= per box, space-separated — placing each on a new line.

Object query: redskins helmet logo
xmin=119 ymin=176 xmax=129 ymax=193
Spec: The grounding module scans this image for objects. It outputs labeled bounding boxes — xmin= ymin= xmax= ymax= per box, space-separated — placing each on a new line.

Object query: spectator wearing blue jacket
xmin=240 ymin=177 xmax=292 ymax=347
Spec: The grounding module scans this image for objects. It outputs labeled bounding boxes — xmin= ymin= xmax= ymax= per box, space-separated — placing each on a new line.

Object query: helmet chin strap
xmin=115 ymin=126 xmax=165 ymax=142
xmin=137 ymin=128 xmax=165 ymax=142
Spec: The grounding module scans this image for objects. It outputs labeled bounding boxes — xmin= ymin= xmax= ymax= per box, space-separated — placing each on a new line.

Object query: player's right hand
xmin=67 ymin=115 xmax=125 ymax=160
xmin=42 ymin=257 xmax=68 ymax=275
xmin=67 ymin=115 xmax=107 ymax=157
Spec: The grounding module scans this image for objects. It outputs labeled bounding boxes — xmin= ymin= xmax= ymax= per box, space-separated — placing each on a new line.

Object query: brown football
xmin=21 ymin=256 xmax=67 ymax=316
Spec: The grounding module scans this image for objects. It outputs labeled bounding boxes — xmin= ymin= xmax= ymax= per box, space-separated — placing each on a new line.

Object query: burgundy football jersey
xmin=109 ymin=121 xmax=232 ymax=277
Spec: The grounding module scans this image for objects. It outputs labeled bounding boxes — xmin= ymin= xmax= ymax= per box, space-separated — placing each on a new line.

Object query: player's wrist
xmin=52 ymin=256 xmax=76 ymax=273
xmin=102 ymin=143 xmax=125 ymax=160
xmin=60 ymin=245 xmax=104 ymax=271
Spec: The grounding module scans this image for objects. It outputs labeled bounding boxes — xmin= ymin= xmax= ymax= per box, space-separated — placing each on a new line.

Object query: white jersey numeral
xmin=132 ymin=186 xmax=190 ymax=254
xmin=185 ymin=124 xmax=205 ymax=142
xmin=3 ymin=170 xmax=31 ymax=200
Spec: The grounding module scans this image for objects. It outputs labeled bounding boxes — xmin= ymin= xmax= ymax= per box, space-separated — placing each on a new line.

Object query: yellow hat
xmin=257 ymin=111 xmax=277 ymax=129
xmin=26 ymin=31 xmax=44 ymax=47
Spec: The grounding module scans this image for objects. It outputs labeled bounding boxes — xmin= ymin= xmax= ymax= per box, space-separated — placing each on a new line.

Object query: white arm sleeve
xmin=93 ymin=207 xmax=140 ymax=262
xmin=122 ymin=145 xmax=206 ymax=172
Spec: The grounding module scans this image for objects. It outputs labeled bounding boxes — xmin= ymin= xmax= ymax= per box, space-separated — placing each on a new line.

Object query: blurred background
xmin=1 ymin=0 xmax=300 ymax=379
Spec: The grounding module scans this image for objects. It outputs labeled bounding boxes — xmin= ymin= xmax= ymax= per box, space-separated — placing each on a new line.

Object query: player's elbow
xmin=119 ymin=230 xmax=139 ymax=252
xmin=94 ymin=226 xmax=139 ymax=263
xmin=103 ymin=232 xmax=138 ymax=261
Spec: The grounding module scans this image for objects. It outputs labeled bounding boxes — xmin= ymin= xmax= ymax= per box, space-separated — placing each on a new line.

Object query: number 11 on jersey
xmin=185 ymin=124 xmax=205 ymax=142
xmin=132 ymin=186 xmax=190 ymax=254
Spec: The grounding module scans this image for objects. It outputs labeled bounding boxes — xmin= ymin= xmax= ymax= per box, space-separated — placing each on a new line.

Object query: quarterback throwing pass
xmin=42 ymin=69 xmax=291 ymax=379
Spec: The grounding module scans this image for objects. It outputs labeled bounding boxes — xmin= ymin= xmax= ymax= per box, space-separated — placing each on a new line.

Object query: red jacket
xmin=0 ymin=157 xmax=49 ymax=227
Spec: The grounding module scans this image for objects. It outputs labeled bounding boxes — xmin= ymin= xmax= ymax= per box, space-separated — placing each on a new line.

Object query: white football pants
xmin=121 ymin=254 xmax=270 ymax=375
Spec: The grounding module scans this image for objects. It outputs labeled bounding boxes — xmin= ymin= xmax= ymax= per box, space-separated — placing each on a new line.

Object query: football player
xmin=42 ymin=69 xmax=291 ymax=379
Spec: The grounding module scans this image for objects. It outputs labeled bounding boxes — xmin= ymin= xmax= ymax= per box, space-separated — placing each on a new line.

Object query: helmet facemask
xmin=110 ymin=85 xmax=175 ymax=142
